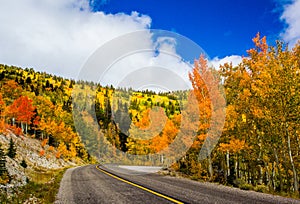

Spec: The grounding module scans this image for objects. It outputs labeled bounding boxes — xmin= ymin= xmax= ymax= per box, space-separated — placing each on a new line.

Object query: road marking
xmin=96 ymin=165 xmax=184 ymax=204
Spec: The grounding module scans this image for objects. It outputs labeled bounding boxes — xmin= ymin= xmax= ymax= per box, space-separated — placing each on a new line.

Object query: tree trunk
xmin=235 ymin=155 xmax=238 ymax=179
xmin=286 ymin=123 xmax=299 ymax=192
xmin=273 ymin=148 xmax=283 ymax=191
xmin=258 ymin=165 xmax=263 ymax=185
xmin=208 ymin=154 xmax=213 ymax=180
xmin=295 ymin=131 xmax=300 ymax=157
xmin=226 ymin=150 xmax=230 ymax=177
xmin=21 ymin=122 xmax=24 ymax=132
xmin=25 ymin=123 xmax=28 ymax=135
xmin=272 ymin=162 xmax=276 ymax=191
xmin=247 ymin=163 xmax=251 ymax=184
xmin=265 ymin=165 xmax=270 ymax=188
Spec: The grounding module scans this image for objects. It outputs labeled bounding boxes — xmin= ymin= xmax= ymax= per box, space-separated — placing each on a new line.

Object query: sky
xmin=0 ymin=0 xmax=299 ymax=84
xmin=91 ymin=0 xmax=285 ymax=57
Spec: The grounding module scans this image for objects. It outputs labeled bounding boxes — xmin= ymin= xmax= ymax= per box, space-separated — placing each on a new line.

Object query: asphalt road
xmin=55 ymin=165 xmax=300 ymax=204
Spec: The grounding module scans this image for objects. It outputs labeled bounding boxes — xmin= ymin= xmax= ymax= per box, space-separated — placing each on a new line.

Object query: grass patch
xmin=0 ymin=168 xmax=67 ymax=204
xmin=26 ymin=169 xmax=55 ymax=184
xmin=254 ymin=184 xmax=269 ymax=193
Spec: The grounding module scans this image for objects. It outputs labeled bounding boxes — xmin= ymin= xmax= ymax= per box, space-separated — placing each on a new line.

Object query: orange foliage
xmin=189 ymin=55 xmax=212 ymax=131
xmin=39 ymin=149 xmax=45 ymax=157
xmin=8 ymin=96 xmax=35 ymax=124
xmin=219 ymin=139 xmax=247 ymax=154
xmin=39 ymin=118 xmax=76 ymax=143
xmin=55 ymin=151 xmax=61 ymax=159
xmin=7 ymin=125 xmax=23 ymax=136
xmin=0 ymin=119 xmax=6 ymax=134
xmin=151 ymin=119 xmax=179 ymax=153
xmin=48 ymin=146 xmax=54 ymax=152
xmin=41 ymin=138 xmax=48 ymax=148
xmin=1 ymin=80 xmax=22 ymax=103
xmin=251 ymin=32 xmax=268 ymax=54
xmin=134 ymin=109 xmax=150 ymax=129
xmin=0 ymin=93 xmax=5 ymax=113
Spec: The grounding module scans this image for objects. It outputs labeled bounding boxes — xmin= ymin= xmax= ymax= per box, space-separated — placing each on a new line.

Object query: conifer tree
xmin=7 ymin=138 xmax=16 ymax=159
xmin=0 ymin=144 xmax=7 ymax=176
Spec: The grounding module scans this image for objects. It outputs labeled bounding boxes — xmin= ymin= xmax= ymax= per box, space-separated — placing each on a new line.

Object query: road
xmin=55 ymin=165 xmax=300 ymax=204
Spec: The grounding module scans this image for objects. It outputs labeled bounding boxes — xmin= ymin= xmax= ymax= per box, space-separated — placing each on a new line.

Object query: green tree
xmin=20 ymin=159 xmax=27 ymax=169
xmin=0 ymin=143 xmax=7 ymax=176
xmin=7 ymin=138 xmax=17 ymax=159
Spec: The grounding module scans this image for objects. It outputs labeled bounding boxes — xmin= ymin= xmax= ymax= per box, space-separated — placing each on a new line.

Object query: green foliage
xmin=0 ymin=168 xmax=67 ymax=203
xmin=1 ymin=34 xmax=300 ymax=199
xmin=20 ymin=159 xmax=28 ymax=169
xmin=0 ymin=144 xmax=7 ymax=176
xmin=0 ymin=64 xmax=92 ymax=162
xmin=7 ymin=138 xmax=16 ymax=159
xmin=240 ymin=183 xmax=254 ymax=191
xmin=254 ymin=185 xmax=269 ymax=193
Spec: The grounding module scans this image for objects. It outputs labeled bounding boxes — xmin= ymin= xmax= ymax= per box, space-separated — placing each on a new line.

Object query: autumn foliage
xmin=0 ymin=70 xmax=90 ymax=162
xmin=0 ymin=33 xmax=299 ymax=196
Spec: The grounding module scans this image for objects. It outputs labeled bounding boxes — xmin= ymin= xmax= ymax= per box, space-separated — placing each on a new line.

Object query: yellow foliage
xmin=57 ymin=142 xmax=68 ymax=158
xmin=0 ymin=173 xmax=9 ymax=185
xmin=242 ymin=114 xmax=246 ymax=123
xmin=219 ymin=139 xmax=246 ymax=153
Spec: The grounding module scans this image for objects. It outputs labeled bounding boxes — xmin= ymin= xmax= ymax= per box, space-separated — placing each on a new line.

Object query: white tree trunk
xmin=286 ymin=123 xmax=299 ymax=192
xmin=226 ymin=150 xmax=230 ymax=177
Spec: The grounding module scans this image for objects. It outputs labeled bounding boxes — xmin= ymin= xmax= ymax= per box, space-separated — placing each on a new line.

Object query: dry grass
xmin=0 ymin=167 xmax=68 ymax=204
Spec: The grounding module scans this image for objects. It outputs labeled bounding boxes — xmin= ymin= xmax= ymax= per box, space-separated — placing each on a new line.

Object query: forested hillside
xmin=0 ymin=66 xmax=97 ymax=202
xmin=0 ymin=65 xmax=92 ymax=162
xmin=0 ymin=33 xmax=299 ymax=198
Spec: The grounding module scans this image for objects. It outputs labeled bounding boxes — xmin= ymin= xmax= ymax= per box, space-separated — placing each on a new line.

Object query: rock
xmin=0 ymin=132 xmax=73 ymax=189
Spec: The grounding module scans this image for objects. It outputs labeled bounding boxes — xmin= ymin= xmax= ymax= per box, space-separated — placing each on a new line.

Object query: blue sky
xmin=89 ymin=0 xmax=287 ymax=58
xmin=0 ymin=0 xmax=299 ymax=79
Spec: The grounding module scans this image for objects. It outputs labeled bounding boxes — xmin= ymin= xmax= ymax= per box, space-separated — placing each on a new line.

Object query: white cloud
xmin=0 ymin=0 xmax=151 ymax=78
xmin=0 ymin=0 xmax=214 ymax=92
xmin=280 ymin=0 xmax=300 ymax=47
xmin=82 ymin=32 xmax=193 ymax=91
xmin=210 ymin=55 xmax=242 ymax=69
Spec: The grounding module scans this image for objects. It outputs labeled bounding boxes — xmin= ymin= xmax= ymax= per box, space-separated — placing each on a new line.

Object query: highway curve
xmin=55 ymin=165 xmax=300 ymax=204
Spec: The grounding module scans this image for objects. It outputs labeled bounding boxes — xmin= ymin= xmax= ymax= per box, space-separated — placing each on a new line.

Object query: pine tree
xmin=0 ymin=144 xmax=7 ymax=176
xmin=20 ymin=159 xmax=27 ymax=169
xmin=7 ymin=138 xmax=16 ymax=159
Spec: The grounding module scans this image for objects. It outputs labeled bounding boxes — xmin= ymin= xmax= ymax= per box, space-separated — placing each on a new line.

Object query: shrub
xmin=254 ymin=184 xmax=269 ymax=193
xmin=240 ymin=183 xmax=254 ymax=191
xmin=7 ymin=138 xmax=17 ymax=159
xmin=20 ymin=159 xmax=27 ymax=169
xmin=233 ymin=178 xmax=246 ymax=187
xmin=0 ymin=172 xmax=9 ymax=185
xmin=39 ymin=149 xmax=45 ymax=157
xmin=48 ymin=146 xmax=54 ymax=152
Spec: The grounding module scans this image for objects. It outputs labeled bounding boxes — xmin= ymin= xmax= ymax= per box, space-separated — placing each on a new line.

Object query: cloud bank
xmin=0 ymin=1 xmax=201 ymax=91
xmin=2 ymin=0 xmax=297 ymax=88
xmin=280 ymin=0 xmax=300 ymax=47
xmin=0 ymin=0 xmax=151 ymax=78
xmin=210 ymin=55 xmax=242 ymax=69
